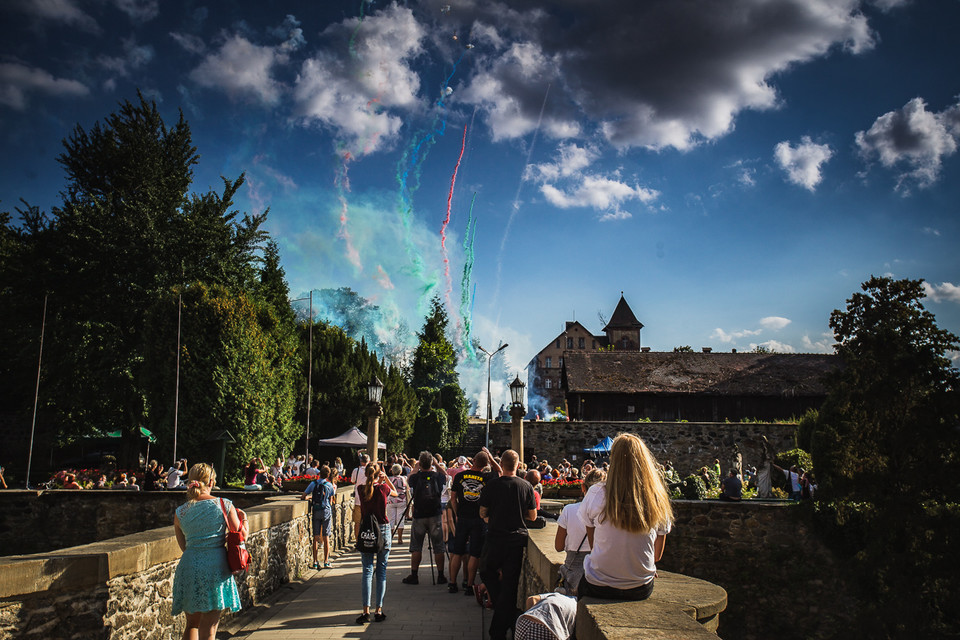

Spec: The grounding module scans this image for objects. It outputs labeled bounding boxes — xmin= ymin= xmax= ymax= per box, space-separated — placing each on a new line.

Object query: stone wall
xmin=0 ymin=490 xmax=270 ymax=555
xmin=521 ymin=523 xmax=728 ymax=639
xmin=659 ymin=500 xmax=860 ymax=640
xmin=0 ymin=488 xmax=356 ymax=640
xmin=488 ymin=420 xmax=795 ymax=472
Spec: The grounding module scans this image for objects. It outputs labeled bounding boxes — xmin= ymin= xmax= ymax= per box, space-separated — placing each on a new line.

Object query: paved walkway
xmin=228 ymin=543 xmax=492 ymax=640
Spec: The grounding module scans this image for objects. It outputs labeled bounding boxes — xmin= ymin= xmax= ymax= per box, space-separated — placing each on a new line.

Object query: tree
xmin=142 ymin=283 xmax=301 ymax=478
xmin=673 ymin=345 xmax=694 ymax=353
xmin=810 ymin=276 xmax=960 ymax=636
xmin=4 ymin=94 xmax=269 ymax=463
xmin=410 ymin=297 xmax=468 ymax=454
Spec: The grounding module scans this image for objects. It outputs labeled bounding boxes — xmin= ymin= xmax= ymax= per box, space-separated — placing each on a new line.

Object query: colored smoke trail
xmin=459 ymin=192 xmax=479 ymax=361
xmin=441 ymin=124 xmax=468 ymax=323
xmin=492 ymin=83 xmax=551 ymax=316
xmin=335 ymin=151 xmax=363 ymax=272
xmin=394 ymin=50 xmax=471 ymax=301
xmin=348 ymin=0 xmax=369 ymax=58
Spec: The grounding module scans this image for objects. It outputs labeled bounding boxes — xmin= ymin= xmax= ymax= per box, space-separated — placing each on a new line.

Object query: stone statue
xmin=757 ymin=436 xmax=773 ymax=498
xmin=731 ymin=443 xmax=743 ymax=478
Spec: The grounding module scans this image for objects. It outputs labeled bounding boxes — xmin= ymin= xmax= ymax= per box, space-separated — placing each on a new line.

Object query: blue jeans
xmin=360 ymin=524 xmax=392 ymax=609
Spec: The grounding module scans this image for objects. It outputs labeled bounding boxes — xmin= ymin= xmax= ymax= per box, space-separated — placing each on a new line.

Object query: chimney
xmin=731 ymin=348 xmax=737 ymax=353
xmin=641 ymin=347 xmax=651 ymax=353
xmin=702 ymin=347 xmax=712 ymax=353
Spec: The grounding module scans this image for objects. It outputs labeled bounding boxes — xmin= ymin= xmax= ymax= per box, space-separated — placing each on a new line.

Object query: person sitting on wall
xmin=62 ymin=473 xmax=82 ymax=489
xmin=243 ymin=457 xmax=265 ymax=490
xmin=719 ymin=469 xmax=742 ymax=502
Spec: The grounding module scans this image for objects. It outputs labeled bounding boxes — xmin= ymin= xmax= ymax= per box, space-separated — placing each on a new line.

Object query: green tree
xmin=4 ymin=94 xmax=269 ymax=464
xmin=410 ymin=297 xmax=468 ymax=454
xmin=673 ymin=345 xmax=694 ymax=353
xmin=142 ymin=283 xmax=301 ymax=478
xmin=811 ymin=276 xmax=960 ymax=636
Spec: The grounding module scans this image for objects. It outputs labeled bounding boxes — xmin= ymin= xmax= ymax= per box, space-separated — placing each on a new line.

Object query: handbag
xmin=219 ymin=498 xmax=250 ymax=572
xmin=356 ymin=513 xmax=384 ymax=554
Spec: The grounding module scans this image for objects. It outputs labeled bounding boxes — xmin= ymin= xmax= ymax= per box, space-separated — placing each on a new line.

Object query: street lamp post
xmin=366 ymin=376 xmax=384 ymax=464
xmin=477 ymin=342 xmax=508 ymax=450
xmin=509 ymin=375 xmax=526 ymax=464
xmin=25 ymin=294 xmax=48 ymax=489
xmin=292 ymin=292 xmax=313 ymax=460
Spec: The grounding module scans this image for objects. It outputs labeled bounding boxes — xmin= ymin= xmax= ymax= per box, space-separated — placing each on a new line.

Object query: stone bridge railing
xmin=521 ymin=522 xmax=728 ymax=639
xmin=0 ymin=489 xmax=356 ymax=640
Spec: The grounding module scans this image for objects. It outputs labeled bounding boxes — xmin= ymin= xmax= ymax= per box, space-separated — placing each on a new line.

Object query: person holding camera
xmin=354 ymin=462 xmax=397 ymax=624
xmin=167 ymin=459 xmax=188 ymax=490
xmin=402 ymin=451 xmax=447 ymax=585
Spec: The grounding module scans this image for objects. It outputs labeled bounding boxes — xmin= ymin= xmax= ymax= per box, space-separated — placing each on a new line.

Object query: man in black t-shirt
xmin=402 ymin=451 xmax=448 ymax=585
xmin=448 ymin=448 xmax=502 ymax=594
xmin=478 ymin=449 xmax=537 ymax=640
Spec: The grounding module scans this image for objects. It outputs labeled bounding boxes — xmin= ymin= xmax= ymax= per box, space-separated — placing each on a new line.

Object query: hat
xmin=457 ymin=456 xmax=468 ymax=465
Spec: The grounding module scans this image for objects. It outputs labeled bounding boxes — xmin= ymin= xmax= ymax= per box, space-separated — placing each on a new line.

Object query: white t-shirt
xmin=557 ymin=502 xmax=591 ymax=552
xmin=579 ymin=483 xmax=671 ymax=589
xmin=304 ymin=466 xmax=320 ymax=477
xmin=166 ymin=468 xmax=184 ymax=489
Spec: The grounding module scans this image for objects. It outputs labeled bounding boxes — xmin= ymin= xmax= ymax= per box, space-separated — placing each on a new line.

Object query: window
xmin=567 ymin=337 xmax=574 ymax=349
xmin=592 ymin=340 xmax=596 ymax=349
xmin=545 ymin=378 xmax=552 ymax=389
xmin=559 ymin=357 xmax=564 ymax=367
xmin=578 ymin=337 xmax=585 ymax=349
xmin=545 ymin=357 xmax=552 ymax=369
xmin=556 ymin=339 xmax=561 ymax=348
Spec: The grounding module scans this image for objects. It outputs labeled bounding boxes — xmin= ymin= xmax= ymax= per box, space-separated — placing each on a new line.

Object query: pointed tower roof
xmin=603 ymin=293 xmax=644 ymax=331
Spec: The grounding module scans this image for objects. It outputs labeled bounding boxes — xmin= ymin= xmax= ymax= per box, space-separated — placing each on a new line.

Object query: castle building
xmin=527 ymin=294 xmax=837 ymax=421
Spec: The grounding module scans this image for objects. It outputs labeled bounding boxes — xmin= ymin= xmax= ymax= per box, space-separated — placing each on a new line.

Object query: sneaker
xmin=323 ymin=562 xmax=332 ymax=569
xmin=356 ymin=613 xmax=370 ymax=624
xmin=402 ymin=573 xmax=419 ymax=585
xmin=312 ymin=562 xmax=320 ymax=570
xmin=464 ymin=585 xmax=474 ymax=596
xmin=462 ymin=580 xmax=470 ymax=590
xmin=448 ymin=583 xmax=458 ymax=594
xmin=436 ymin=574 xmax=447 ymax=585
xmin=374 ymin=612 xmax=387 ymax=623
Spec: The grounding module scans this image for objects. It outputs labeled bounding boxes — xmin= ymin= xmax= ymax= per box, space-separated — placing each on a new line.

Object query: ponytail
xmin=361 ymin=462 xmax=377 ymax=502
xmin=186 ymin=463 xmax=216 ymax=501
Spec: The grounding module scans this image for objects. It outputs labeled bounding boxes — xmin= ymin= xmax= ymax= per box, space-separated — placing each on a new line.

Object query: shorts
xmin=409 ymin=515 xmax=443 ymax=553
xmin=311 ymin=513 xmax=332 ymax=537
xmin=515 ymin=615 xmax=559 ymax=640
xmin=387 ymin=501 xmax=406 ymax=527
xmin=451 ymin=515 xmax=486 ymax=557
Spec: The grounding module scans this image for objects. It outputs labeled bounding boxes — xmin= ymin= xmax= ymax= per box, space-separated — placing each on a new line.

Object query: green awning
xmin=101 ymin=426 xmax=157 ymax=443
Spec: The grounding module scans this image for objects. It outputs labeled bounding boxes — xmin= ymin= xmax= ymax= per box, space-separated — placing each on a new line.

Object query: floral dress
xmin=172 ymin=498 xmax=242 ymax=615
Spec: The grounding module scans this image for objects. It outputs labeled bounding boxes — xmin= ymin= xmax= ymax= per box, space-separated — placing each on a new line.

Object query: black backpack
xmin=413 ymin=471 xmax=441 ymax=513
xmin=356 ymin=513 xmax=384 ymax=553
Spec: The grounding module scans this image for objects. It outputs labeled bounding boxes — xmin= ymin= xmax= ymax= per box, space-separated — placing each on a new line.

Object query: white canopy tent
xmin=316 ymin=426 xmax=386 ymax=449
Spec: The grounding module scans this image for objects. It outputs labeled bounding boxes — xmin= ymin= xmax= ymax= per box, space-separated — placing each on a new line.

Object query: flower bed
xmin=541 ymin=478 xmax=582 ymax=499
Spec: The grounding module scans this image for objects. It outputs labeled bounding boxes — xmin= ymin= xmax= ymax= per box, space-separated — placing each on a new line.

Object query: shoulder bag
xmin=219 ymin=498 xmax=250 ymax=572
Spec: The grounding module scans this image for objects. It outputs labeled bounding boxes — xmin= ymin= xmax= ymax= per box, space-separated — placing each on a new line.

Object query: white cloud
xmin=802 ymin=332 xmax=835 ymax=353
xmin=98 ymin=37 xmax=154 ymax=78
xmin=170 ymin=32 xmax=206 ymax=55
xmin=190 ymin=35 xmax=287 ymax=105
xmin=9 ymin=0 xmax=100 ymax=33
xmin=711 ymin=327 xmax=762 ymax=343
xmin=922 ymin=227 xmax=941 ymax=236
xmin=923 ymin=281 xmax=960 ymax=304
xmin=774 ymin=136 xmax=833 ymax=190
xmin=112 ymin=0 xmax=158 ymax=23
xmin=855 ymin=97 xmax=960 ymax=192
xmin=525 ymin=142 xmax=658 ymax=220
xmin=455 ymin=0 xmax=873 ymax=151
xmin=750 ymin=340 xmax=796 ymax=353
xmin=293 ymin=4 xmax=425 ymax=155
xmin=0 ymin=62 xmax=88 ymax=110
xmin=759 ymin=316 xmax=792 ymax=330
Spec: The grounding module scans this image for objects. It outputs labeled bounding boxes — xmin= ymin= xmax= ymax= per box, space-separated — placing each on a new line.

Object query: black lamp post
xmin=509 ymin=375 xmax=526 ymax=463
xmin=366 ymin=376 xmax=384 ymax=463
xmin=477 ymin=342 xmax=508 ymax=449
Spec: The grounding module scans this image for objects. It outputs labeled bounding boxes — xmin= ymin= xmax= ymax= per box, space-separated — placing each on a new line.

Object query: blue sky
xmin=2 ymin=0 xmax=959 ymax=408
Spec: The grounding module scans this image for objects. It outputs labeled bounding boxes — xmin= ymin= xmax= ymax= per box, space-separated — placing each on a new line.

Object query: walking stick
xmin=426 ymin=524 xmax=437 ymax=585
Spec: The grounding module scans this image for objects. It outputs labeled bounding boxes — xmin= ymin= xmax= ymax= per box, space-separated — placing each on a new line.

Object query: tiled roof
xmin=564 ymin=351 xmax=838 ymax=396
xmin=602 ymin=295 xmax=644 ymax=331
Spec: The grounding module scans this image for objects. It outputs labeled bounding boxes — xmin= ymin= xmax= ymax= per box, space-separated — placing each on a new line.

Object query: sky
xmin=2 ymin=0 xmax=960 ymax=411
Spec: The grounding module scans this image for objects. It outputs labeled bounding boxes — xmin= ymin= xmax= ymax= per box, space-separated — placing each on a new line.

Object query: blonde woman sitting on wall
xmin=577 ymin=433 xmax=673 ymax=601
xmin=172 ymin=463 xmax=246 ymax=640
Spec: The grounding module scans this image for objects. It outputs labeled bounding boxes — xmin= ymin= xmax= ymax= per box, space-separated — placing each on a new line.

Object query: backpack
xmin=311 ymin=480 xmax=331 ymax=514
xmin=413 ymin=471 xmax=441 ymax=513
xmin=356 ymin=513 xmax=384 ymax=554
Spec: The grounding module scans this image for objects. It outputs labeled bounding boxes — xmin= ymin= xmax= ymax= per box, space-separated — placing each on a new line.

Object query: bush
xmin=680 ymin=474 xmax=707 ymax=500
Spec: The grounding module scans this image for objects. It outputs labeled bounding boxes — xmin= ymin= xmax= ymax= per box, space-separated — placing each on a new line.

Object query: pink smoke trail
xmin=335 ymin=151 xmax=362 ymax=272
xmin=441 ymin=124 xmax=467 ymax=322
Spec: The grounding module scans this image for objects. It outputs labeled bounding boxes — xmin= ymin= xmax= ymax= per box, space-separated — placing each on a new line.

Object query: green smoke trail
xmin=459 ymin=192 xmax=479 ymax=362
